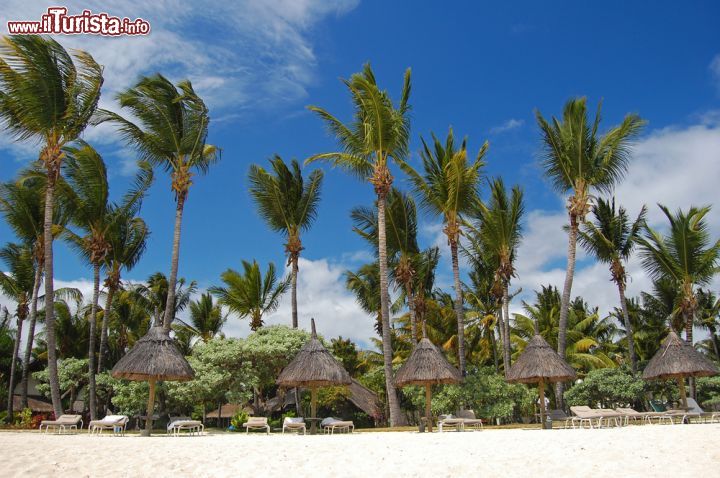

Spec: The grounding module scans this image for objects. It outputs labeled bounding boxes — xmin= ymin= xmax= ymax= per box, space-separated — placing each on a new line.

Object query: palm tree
xmin=536 ymin=98 xmax=644 ymax=406
xmin=176 ymin=292 xmax=227 ymax=343
xmin=0 ymin=35 xmax=103 ymax=416
xmin=346 ymin=263 xmax=384 ymax=336
xmin=0 ymin=243 xmax=35 ymax=422
xmin=696 ymin=290 xmax=720 ymax=361
xmin=134 ymin=272 xmax=197 ymax=328
xmin=401 ymin=128 xmax=488 ymax=375
xmin=248 ymin=156 xmax=323 ymax=329
xmin=96 ymin=74 xmax=219 ymax=333
xmin=469 ymin=178 xmax=524 ymax=376
xmin=637 ymin=205 xmax=720 ymax=345
xmin=210 ymin=260 xmax=289 ymax=331
xmin=579 ymin=198 xmax=646 ymax=373
xmin=97 ymin=210 xmax=149 ymax=371
xmin=306 ymin=63 xmax=411 ymax=425
xmin=352 ymin=189 xmax=421 ymax=344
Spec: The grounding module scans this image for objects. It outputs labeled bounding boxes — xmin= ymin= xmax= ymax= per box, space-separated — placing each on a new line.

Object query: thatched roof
xmin=276 ymin=318 xmax=351 ymax=388
xmin=348 ymin=378 xmax=383 ymax=419
xmin=642 ymin=330 xmax=719 ymax=380
xmin=111 ymin=326 xmax=195 ymax=381
xmin=506 ymin=335 xmax=576 ymax=384
xmin=394 ymin=337 xmax=462 ymax=387
xmin=12 ymin=395 xmax=53 ymax=413
xmin=206 ymin=403 xmax=251 ymax=419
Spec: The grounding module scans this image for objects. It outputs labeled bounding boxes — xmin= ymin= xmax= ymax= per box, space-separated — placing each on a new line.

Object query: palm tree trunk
xmin=97 ymin=280 xmax=116 ymax=372
xmin=291 ymin=256 xmax=299 ymax=328
xmin=405 ymin=282 xmax=417 ymax=346
xmin=377 ymin=196 xmax=404 ymax=426
xmin=683 ymin=307 xmax=696 ymax=399
xmin=490 ymin=320 xmax=500 ymax=373
xmin=162 ymin=198 xmax=186 ymax=332
xmin=87 ymin=264 xmax=100 ymax=421
xmin=43 ymin=175 xmax=63 ymax=417
xmin=556 ymin=218 xmax=578 ymax=409
xmin=496 ymin=308 xmax=509 ymax=374
xmin=617 ymin=282 xmax=637 ymax=374
xmin=5 ymin=317 xmax=23 ymax=423
xmin=710 ymin=328 xmax=720 ymax=361
xmin=143 ymin=378 xmax=156 ymax=436
xmin=450 ymin=239 xmax=465 ymax=376
xmin=20 ymin=266 xmax=42 ymax=409
xmin=502 ymin=282 xmax=512 ymax=375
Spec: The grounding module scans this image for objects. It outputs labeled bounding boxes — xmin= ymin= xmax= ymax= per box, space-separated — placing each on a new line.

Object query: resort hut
xmin=642 ymin=330 xmax=719 ymax=408
xmin=394 ymin=329 xmax=462 ymax=432
xmin=111 ymin=326 xmax=194 ymax=436
xmin=276 ymin=318 xmax=351 ymax=434
xmin=506 ymin=334 xmax=576 ymax=429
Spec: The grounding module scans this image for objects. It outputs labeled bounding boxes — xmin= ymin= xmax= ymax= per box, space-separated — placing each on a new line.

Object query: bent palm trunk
xmin=97 ymin=280 xmax=116 ymax=372
xmin=450 ymin=240 xmax=465 ymax=376
xmin=162 ymin=198 xmax=185 ymax=332
xmin=377 ymin=197 xmax=404 ymax=426
xmin=556 ymin=218 xmax=578 ymax=409
xmin=87 ymin=264 xmax=100 ymax=420
xmin=20 ymin=266 xmax=42 ymax=408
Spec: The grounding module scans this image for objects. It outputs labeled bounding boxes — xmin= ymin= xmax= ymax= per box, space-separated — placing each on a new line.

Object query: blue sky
xmin=2 ymin=1 xmax=720 ymax=345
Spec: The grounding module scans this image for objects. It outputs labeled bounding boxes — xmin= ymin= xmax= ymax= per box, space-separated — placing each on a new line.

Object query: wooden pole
xmin=425 ymin=384 xmax=433 ymax=433
xmin=142 ymin=378 xmax=156 ymax=437
xmin=677 ymin=376 xmax=688 ymax=409
xmin=538 ymin=378 xmax=546 ymax=429
xmin=310 ymin=386 xmax=317 ymax=435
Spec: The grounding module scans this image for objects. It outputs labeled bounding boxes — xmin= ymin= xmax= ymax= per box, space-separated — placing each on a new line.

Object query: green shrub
xmin=698 ymin=376 xmax=720 ymax=409
xmin=230 ymin=409 xmax=249 ymax=431
xmin=15 ymin=408 xmax=32 ymax=428
xmin=564 ymin=367 xmax=645 ymax=408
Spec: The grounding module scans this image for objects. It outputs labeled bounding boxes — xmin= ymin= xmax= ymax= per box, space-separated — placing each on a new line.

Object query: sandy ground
xmin=1 ymin=424 xmax=719 ymax=477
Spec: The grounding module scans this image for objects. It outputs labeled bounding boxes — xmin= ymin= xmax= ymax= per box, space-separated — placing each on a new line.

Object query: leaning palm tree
xmin=248 ymin=156 xmax=323 ymax=328
xmin=468 ymin=178 xmax=523 ymax=375
xmin=306 ymin=63 xmax=411 ymax=425
xmin=0 ymin=243 xmax=35 ymax=422
xmin=579 ymin=197 xmax=646 ymax=373
xmin=637 ymin=205 xmax=720 ymax=345
xmin=0 ymin=35 xmax=103 ymax=416
xmin=176 ymin=292 xmax=227 ymax=343
xmin=96 ymin=74 xmax=219 ymax=333
xmin=210 ymin=260 xmax=289 ymax=331
xmin=536 ymin=98 xmax=644 ymax=406
xmin=401 ymin=128 xmax=488 ymax=375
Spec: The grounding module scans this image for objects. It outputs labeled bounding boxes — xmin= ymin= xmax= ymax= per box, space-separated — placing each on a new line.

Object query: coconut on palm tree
xmin=248 ymin=155 xmax=323 ymax=329
xmin=210 ymin=260 xmax=289 ymax=331
xmin=0 ymin=243 xmax=35 ymax=422
xmin=306 ymin=63 xmax=411 ymax=426
xmin=536 ymin=98 xmax=644 ymax=406
xmin=401 ymin=128 xmax=488 ymax=375
xmin=468 ymin=178 xmax=524 ymax=375
xmin=0 ymin=35 xmax=103 ymax=416
xmin=96 ymin=74 xmax=219 ymax=333
xmin=579 ymin=197 xmax=646 ymax=373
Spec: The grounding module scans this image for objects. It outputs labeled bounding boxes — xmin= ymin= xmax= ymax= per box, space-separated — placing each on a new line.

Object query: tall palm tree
xmin=96 ymin=74 xmax=219 ymax=333
xmin=134 ymin=272 xmax=197 ymax=329
xmin=696 ymin=290 xmax=720 ymax=361
xmin=346 ymin=263 xmax=384 ymax=336
xmin=637 ymin=205 xmax=720 ymax=345
xmin=176 ymin=292 xmax=227 ymax=343
xmin=97 ymin=210 xmax=149 ymax=371
xmin=536 ymin=98 xmax=644 ymax=406
xmin=352 ymin=189 xmax=421 ymax=344
xmin=0 ymin=35 xmax=103 ymax=416
xmin=469 ymin=178 xmax=524 ymax=376
xmin=210 ymin=260 xmax=289 ymax=331
xmin=306 ymin=63 xmax=411 ymax=426
xmin=248 ymin=156 xmax=323 ymax=328
xmin=579 ymin=197 xmax=646 ymax=373
xmin=401 ymin=128 xmax=488 ymax=375
xmin=0 ymin=243 xmax=35 ymax=422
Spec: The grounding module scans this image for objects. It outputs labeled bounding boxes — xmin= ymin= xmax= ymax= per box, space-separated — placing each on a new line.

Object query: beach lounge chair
xmin=596 ymin=408 xmax=622 ymax=427
xmin=243 ymin=416 xmax=270 ymax=434
xmin=282 ymin=417 xmax=306 ymax=434
xmin=438 ymin=414 xmax=465 ymax=432
xmin=321 ymin=417 xmax=354 ymax=434
xmin=614 ymin=407 xmax=668 ymax=425
xmin=545 ymin=409 xmax=573 ymax=428
xmin=456 ymin=410 xmax=483 ymax=430
xmin=167 ymin=416 xmax=204 ymax=436
xmin=681 ymin=398 xmax=716 ymax=424
xmin=89 ymin=415 xmax=129 ymax=435
xmin=39 ymin=414 xmax=83 ymax=433
xmin=569 ymin=406 xmax=607 ymax=429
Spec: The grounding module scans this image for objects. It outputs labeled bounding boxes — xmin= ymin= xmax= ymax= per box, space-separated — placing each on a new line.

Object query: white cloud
xmin=490 ymin=118 xmax=524 ymax=135
xmin=710 ymin=54 xmax=720 ymax=90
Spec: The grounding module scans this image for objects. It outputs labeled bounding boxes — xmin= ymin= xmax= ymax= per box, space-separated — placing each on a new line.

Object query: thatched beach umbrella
xmin=111 ymin=326 xmax=194 ymax=436
xmin=276 ymin=318 xmax=351 ymax=434
xmin=506 ymin=335 xmax=576 ymax=429
xmin=395 ymin=330 xmax=462 ymax=432
xmin=642 ymin=330 xmax=719 ymax=408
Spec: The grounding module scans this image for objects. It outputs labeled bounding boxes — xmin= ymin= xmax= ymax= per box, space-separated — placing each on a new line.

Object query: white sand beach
xmin=2 ymin=425 xmax=719 ymax=477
